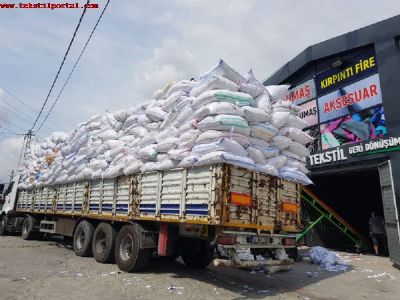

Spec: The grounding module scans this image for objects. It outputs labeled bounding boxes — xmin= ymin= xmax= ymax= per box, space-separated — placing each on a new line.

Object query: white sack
xmin=190 ymin=74 xmax=239 ymax=97
xmin=199 ymin=59 xmax=247 ymax=85
xmin=193 ymin=89 xmax=253 ymax=109
xmin=196 ymin=151 xmax=254 ymax=170
xmin=287 ymin=141 xmax=310 ymax=157
xmin=279 ymin=127 xmax=314 ymax=145
xmin=194 ymin=102 xmax=244 ymax=121
xmin=250 ymin=123 xmax=278 ymax=141
xmin=197 ymin=115 xmax=250 ymax=136
xmin=246 ymin=146 xmax=267 ymax=164
xmin=192 ymin=138 xmax=247 ymax=157
xmin=196 ymin=130 xmax=250 ymax=147
xmin=267 ymin=156 xmax=288 ymax=169
xmin=270 ymin=135 xmax=291 ymax=150
xmin=242 ymin=106 xmax=269 ymax=122
xmin=271 ymin=111 xmax=291 ymax=128
xmin=265 ymin=85 xmax=290 ymax=101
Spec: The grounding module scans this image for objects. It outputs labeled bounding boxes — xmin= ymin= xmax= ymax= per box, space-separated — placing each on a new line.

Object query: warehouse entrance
xmin=304 ymin=164 xmax=385 ymax=253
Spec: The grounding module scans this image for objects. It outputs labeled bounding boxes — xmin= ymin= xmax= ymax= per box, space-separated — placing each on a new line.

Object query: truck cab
xmin=0 ymin=175 xmax=22 ymax=235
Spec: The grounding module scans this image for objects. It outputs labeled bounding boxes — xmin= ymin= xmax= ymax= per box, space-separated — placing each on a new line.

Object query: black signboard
xmin=315 ymin=48 xmax=378 ymax=96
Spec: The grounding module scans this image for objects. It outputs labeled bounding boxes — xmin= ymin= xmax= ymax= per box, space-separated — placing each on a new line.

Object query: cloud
xmin=0 ymin=0 xmax=399 ymax=184
xmin=0 ymin=136 xmax=24 ymax=183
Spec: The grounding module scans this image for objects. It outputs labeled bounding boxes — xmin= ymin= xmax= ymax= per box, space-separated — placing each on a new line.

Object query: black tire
xmin=0 ymin=215 xmax=9 ymax=236
xmin=181 ymin=239 xmax=214 ymax=269
xmin=287 ymin=247 xmax=299 ymax=261
xmin=73 ymin=220 xmax=95 ymax=257
xmin=21 ymin=215 xmax=37 ymax=240
xmin=115 ymin=224 xmax=151 ymax=272
xmin=92 ymin=222 xmax=117 ymax=263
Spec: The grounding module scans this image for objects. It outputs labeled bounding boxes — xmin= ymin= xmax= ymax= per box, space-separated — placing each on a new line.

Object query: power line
xmin=0 ymin=120 xmax=27 ymax=133
xmin=30 ymin=0 xmax=90 ymax=132
xmin=0 ymin=87 xmax=65 ymax=130
xmin=0 ymin=97 xmax=59 ymax=132
xmin=0 ymin=101 xmax=55 ymax=135
xmin=0 ymin=124 xmax=23 ymax=135
xmin=36 ymin=0 xmax=111 ymax=134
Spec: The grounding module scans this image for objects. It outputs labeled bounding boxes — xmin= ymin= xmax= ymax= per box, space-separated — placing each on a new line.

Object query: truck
xmin=0 ymin=163 xmax=301 ymax=272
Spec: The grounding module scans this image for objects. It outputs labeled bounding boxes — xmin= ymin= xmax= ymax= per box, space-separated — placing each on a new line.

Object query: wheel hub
xmin=120 ymin=233 xmax=134 ymax=261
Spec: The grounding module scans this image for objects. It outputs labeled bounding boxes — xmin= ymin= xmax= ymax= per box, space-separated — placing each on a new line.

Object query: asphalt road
xmin=0 ymin=235 xmax=399 ymax=300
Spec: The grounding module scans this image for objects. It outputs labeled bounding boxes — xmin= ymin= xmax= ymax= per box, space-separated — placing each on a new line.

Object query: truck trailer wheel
xmin=115 ymin=224 xmax=151 ymax=272
xmin=92 ymin=222 xmax=117 ymax=263
xmin=21 ymin=215 xmax=38 ymax=240
xmin=73 ymin=220 xmax=95 ymax=257
xmin=181 ymin=239 xmax=214 ymax=269
xmin=0 ymin=215 xmax=9 ymax=235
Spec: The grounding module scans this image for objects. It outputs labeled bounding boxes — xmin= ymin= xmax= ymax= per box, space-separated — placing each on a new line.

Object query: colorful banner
xmin=317 ymin=73 xmax=382 ymax=123
xmin=315 ymin=48 xmax=377 ymax=95
xmin=320 ymin=105 xmax=386 ymax=150
xmin=285 ymin=79 xmax=316 ymax=105
xmin=298 ymin=99 xmax=318 ymax=127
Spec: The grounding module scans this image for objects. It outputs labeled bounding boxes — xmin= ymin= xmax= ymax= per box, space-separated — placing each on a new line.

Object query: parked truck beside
xmin=0 ymin=164 xmax=301 ymax=272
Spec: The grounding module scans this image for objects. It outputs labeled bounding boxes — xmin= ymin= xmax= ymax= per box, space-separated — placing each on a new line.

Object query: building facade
xmin=264 ymin=15 xmax=400 ymax=265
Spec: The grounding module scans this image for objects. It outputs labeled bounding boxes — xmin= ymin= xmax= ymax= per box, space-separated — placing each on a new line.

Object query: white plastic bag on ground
xmin=197 ymin=115 xmax=250 ymax=136
xmin=193 ymin=89 xmax=253 ymax=109
xmin=190 ymin=74 xmax=239 ymax=97
xmin=309 ymin=246 xmax=337 ymax=266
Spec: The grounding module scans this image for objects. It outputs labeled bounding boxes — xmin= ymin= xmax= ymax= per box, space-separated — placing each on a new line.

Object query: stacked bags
xmin=18 ymin=59 xmax=313 ymax=189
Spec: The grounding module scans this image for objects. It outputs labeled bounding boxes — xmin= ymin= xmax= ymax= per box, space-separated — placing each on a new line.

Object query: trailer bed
xmin=16 ymin=164 xmax=301 ymax=233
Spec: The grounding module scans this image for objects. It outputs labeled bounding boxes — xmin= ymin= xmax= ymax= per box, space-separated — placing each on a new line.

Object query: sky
xmin=0 ymin=0 xmax=399 ymax=182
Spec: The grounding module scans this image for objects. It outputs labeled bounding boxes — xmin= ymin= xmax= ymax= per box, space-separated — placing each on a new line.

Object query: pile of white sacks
xmin=19 ymin=60 xmax=314 ymax=189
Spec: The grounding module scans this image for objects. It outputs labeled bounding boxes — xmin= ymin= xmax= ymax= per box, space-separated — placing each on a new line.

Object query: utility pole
xmin=24 ymin=130 xmax=33 ymax=159
xmin=9 ymin=169 xmax=14 ymax=183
